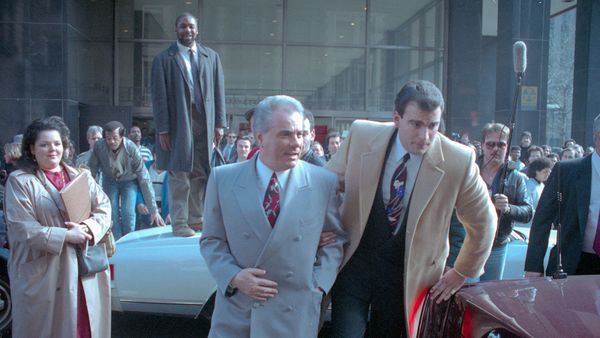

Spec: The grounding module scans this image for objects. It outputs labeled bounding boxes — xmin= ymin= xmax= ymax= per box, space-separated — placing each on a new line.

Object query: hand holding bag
xmin=76 ymin=237 xmax=109 ymax=277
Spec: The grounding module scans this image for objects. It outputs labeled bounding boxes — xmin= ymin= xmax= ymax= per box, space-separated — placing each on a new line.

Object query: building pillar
xmin=572 ymin=0 xmax=600 ymax=146
xmin=495 ymin=0 xmax=550 ymax=146
xmin=445 ymin=0 xmax=484 ymax=141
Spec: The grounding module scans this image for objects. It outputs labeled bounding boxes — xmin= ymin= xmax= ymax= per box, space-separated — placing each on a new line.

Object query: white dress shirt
xmin=382 ymin=133 xmax=423 ymax=223
xmin=177 ymin=41 xmax=198 ymax=86
xmin=582 ymin=151 xmax=600 ymax=253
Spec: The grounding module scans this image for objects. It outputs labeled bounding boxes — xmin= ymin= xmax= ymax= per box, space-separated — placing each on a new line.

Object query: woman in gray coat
xmin=5 ymin=116 xmax=112 ymax=338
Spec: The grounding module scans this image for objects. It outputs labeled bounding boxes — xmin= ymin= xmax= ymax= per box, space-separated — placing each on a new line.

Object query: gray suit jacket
xmin=200 ymin=158 xmax=346 ymax=338
xmin=151 ymin=42 xmax=226 ymax=172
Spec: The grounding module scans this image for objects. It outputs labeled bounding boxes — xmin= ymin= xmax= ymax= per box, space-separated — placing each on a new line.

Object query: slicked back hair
xmin=394 ymin=80 xmax=444 ymax=117
xmin=253 ymin=95 xmax=304 ymax=134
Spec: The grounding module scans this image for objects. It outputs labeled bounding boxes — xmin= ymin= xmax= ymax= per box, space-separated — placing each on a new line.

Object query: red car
xmin=418 ymin=275 xmax=600 ymax=337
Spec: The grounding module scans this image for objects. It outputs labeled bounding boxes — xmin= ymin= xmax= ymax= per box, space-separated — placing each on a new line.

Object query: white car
xmin=110 ymin=225 xmax=557 ymax=319
xmin=110 ymin=226 xmax=216 ymax=319
xmin=502 ymin=226 xmax=557 ymax=280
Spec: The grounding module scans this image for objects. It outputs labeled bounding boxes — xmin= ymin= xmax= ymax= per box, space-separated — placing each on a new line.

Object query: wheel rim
xmin=0 ymin=280 xmax=11 ymax=331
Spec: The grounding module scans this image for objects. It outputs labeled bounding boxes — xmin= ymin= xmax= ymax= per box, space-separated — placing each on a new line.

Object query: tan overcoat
xmin=326 ymin=120 xmax=497 ymax=337
xmin=5 ymin=165 xmax=111 ymax=338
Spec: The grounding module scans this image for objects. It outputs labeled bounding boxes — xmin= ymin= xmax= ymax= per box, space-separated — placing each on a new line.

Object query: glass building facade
xmin=2 ymin=0 xmax=598 ymax=152
xmin=115 ymin=0 xmax=444 ymax=133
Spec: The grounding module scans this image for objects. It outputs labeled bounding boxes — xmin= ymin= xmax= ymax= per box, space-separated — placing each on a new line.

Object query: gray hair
xmin=253 ymin=95 xmax=304 ymax=133
xmin=86 ymin=125 xmax=103 ymax=138
xmin=594 ymin=113 xmax=600 ymax=135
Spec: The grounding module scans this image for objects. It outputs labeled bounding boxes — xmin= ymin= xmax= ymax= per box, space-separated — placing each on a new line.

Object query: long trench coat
xmin=4 ymin=165 xmax=112 ymax=338
xmin=151 ymin=42 xmax=226 ymax=172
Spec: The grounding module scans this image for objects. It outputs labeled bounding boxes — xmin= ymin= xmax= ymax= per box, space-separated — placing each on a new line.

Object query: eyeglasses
xmin=485 ymin=141 xmax=507 ymax=149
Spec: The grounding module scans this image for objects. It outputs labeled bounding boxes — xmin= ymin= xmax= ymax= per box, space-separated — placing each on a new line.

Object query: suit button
xmin=243 ymin=232 xmax=251 ymax=239
xmin=253 ymin=302 xmax=260 ymax=308
xmin=284 ymin=305 xmax=294 ymax=312
xmin=286 ymin=271 xmax=294 ymax=278
xmin=294 ymin=235 xmax=302 ymax=241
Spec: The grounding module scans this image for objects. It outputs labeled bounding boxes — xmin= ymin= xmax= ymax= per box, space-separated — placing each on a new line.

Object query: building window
xmin=116 ymin=0 xmax=446 ymax=130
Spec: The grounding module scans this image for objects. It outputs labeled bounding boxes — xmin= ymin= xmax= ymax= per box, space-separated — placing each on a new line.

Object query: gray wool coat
xmin=151 ymin=42 xmax=226 ymax=172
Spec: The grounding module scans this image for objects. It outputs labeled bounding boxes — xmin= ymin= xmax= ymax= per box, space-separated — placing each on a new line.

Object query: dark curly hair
xmin=19 ymin=116 xmax=71 ymax=173
xmin=526 ymin=157 xmax=553 ymax=179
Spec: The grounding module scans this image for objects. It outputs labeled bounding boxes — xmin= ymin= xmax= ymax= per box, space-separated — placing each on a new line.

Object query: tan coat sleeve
xmin=4 ymin=174 xmax=67 ymax=255
xmin=452 ymin=151 xmax=497 ymax=278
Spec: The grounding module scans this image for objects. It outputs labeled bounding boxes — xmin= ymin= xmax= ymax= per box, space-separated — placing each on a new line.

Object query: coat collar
xmin=574 ymin=155 xmax=592 ymax=234
xmin=34 ymin=164 xmax=81 ymax=219
xmin=255 ymin=161 xmax=311 ymax=266
xmin=232 ymin=157 xmax=311 ymax=266
xmin=405 ymin=133 xmax=445 ymax=247
xmin=358 ymin=124 xmax=397 ymax=234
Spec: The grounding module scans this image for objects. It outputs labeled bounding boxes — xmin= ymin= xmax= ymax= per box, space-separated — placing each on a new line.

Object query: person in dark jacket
xmin=301 ymin=110 xmax=325 ymax=166
xmin=477 ymin=123 xmax=532 ymax=280
xmin=448 ymin=123 xmax=532 ymax=280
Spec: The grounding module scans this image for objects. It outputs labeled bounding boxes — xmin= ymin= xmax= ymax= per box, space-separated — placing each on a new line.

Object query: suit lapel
xmin=358 ymin=126 xmax=396 ymax=236
xmin=197 ymin=44 xmax=208 ymax=101
xmin=168 ymin=43 xmax=193 ymax=91
xmin=575 ymin=156 xmax=592 ymax=236
xmin=255 ymin=162 xmax=311 ymax=266
xmin=405 ymin=135 xmax=445 ymax=246
xmin=36 ymin=170 xmax=68 ymax=218
xmin=233 ymin=158 xmax=272 ymax=245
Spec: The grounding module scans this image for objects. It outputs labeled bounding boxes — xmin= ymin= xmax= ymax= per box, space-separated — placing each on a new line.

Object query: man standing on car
xmin=326 ymin=80 xmax=497 ymax=337
xmin=151 ymin=13 xmax=226 ymax=237
xmin=200 ymin=95 xmax=345 ymax=337
xmin=525 ymin=113 xmax=600 ymax=276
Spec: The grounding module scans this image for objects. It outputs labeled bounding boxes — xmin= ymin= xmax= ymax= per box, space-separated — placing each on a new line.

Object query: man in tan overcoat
xmin=326 ymin=80 xmax=497 ymax=337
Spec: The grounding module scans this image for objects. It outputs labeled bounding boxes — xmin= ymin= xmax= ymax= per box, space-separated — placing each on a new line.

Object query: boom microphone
xmin=513 ymin=41 xmax=527 ymax=76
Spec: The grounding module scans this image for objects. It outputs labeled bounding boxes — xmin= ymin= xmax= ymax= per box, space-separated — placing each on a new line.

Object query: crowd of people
xmin=0 ymin=11 xmax=598 ymax=338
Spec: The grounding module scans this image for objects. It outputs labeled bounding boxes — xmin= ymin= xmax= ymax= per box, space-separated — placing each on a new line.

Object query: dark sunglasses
xmin=485 ymin=141 xmax=507 ymax=149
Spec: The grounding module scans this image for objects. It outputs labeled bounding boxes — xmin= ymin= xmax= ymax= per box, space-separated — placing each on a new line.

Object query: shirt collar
xmin=592 ymin=150 xmax=600 ymax=177
xmin=256 ymin=155 xmax=291 ymax=190
xmin=395 ymin=132 xmax=422 ymax=161
xmin=177 ymin=41 xmax=197 ymax=54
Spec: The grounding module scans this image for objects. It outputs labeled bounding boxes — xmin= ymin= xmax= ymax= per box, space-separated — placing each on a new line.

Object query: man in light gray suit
xmin=200 ymin=95 xmax=346 ymax=337
xmin=151 ymin=13 xmax=226 ymax=237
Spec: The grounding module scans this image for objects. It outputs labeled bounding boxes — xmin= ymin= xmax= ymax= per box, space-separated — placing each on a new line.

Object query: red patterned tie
xmin=386 ymin=153 xmax=410 ymax=233
xmin=593 ymin=211 xmax=600 ymax=256
xmin=263 ymin=173 xmax=281 ymax=227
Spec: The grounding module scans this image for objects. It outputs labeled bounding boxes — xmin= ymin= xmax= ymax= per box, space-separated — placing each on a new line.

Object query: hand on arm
xmin=64 ymin=221 xmax=93 ymax=244
xmin=429 ymin=268 xmax=466 ymax=304
xmin=230 ymin=268 xmax=278 ymax=301
xmin=318 ymin=231 xmax=337 ymax=247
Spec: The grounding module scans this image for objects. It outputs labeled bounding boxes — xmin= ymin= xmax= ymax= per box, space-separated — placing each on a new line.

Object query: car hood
xmin=116 ymin=226 xmax=201 ymax=248
xmin=457 ymin=275 xmax=600 ymax=337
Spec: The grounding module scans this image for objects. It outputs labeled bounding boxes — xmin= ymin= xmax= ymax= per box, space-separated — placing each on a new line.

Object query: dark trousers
xmin=330 ymin=252 xmax=406 ymax=338
xmin=575 ymin=252 xmax=600 ymax=275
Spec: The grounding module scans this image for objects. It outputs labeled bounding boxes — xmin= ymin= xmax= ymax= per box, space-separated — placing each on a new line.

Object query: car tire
xmin=0 ymin=274 xmax=11 ymax=335
xmin=199 ymin=293 xmax=216 ymax=323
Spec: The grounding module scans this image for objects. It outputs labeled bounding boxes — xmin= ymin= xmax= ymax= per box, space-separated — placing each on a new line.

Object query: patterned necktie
xmin=188 ymin=48 xmax=202 ymax=106
xmin=263 ymin=173 xmax=281 ymax=227
xmin=386 ymin=153 xmax=410 ymax=233
xmin=593 ymin=211 xmax=600 ymax=256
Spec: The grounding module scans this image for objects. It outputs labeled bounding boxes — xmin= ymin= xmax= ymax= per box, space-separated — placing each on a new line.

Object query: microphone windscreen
xmin=513 ymin=41 xmax=527 ymax=74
